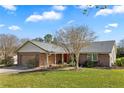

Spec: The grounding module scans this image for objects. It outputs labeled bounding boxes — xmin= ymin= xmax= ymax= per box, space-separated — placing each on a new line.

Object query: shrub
xmin=86 ymin=61 xmax=97 ymax=68
xmin=116 ymin=57 xmax=124 ymax=66
xmin=25 ymin=60 xmax=37 ymax=68
xmin=57 ymin=60 xmax=62 ymax=64
xmin=68 ymin=59 xmax=75 ymax=66
xmin=1 ymin=56 xmax=14 ymax=66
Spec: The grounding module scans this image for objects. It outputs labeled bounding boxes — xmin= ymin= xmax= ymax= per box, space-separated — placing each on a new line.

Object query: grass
xmin=0 ymin=68 xmax=124 ymax=88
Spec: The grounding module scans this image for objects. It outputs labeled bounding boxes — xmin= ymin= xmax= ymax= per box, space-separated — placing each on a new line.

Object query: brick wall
xmin=98 ymin=54 xmax=110 ymax=67
xmin=39 ymin=53 xmax=46 ymax=66
xmin=79 ymin=54 xmax=87 ymax=64
xmin=48 ymin=54 xmax=55 ymax=65
xmin=79 ymin=53 xmax=110 ymax=67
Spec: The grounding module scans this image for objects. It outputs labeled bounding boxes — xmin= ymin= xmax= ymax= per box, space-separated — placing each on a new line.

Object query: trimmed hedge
xmin=86 ymin=61 xmax=98 ymax=67
xmin=68 ymin=59 xmax=75 ymax=66
xmin=79 ymin=60 xmax=97 ymax=67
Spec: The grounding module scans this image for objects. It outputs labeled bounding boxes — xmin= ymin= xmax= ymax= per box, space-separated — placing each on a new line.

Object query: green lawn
xmin=0 ymin=68 xmax=124 ymax=88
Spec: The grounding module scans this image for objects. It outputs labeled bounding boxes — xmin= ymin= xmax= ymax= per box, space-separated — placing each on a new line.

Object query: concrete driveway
xmin=0 ymin=66 xmax=27 ymax=74
xmin=0 ymin=66 xmax=41 ymax=74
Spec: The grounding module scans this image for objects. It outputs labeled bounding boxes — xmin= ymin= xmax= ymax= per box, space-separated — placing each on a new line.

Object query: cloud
xmin=104 ymin=23 xmax=118 ymax=33
xmin=78 ymin=5 xmax=95 ymax=9
xmin=8 ymin=25 xmax=21 ymax=31
xmin=95 ymin=9 xmax=113 ymax=16
xmin=113 ymin=6 xmax=124 ymax=13
xmin=105 ymin=23 xmax=118 ymax=28
xmin=95 ymin=5 xmax=124 ymax=16
xmin=26 ymin=11 xmax=62 ymax=22
xmin=26 ymin=15 xmax=42 ymax=22
xmin=1 ymin=5 xmax=16 ymax=11
xmin=53 ymin=5 xmax=66 ymax=11
xmin=104 ymin=29 xmax=112 ymax=33
xmin=0 ymin=24 xmax=5 ymax=28
xmin=67 ymin=20 xmax=75 ymax=24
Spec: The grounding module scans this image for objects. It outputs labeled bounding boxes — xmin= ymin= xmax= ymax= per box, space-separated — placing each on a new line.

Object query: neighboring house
xmin=17 ymin=40 xmax=116 ymax=67
xmin=13 ymin=55 xmax=17 ymax=64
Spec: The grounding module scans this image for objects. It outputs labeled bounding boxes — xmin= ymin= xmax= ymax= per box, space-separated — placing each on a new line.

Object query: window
xmin=87 ymin=53 xmax=98 ymax=61
xmin=87 ymin=54 xmax=92 ymax=61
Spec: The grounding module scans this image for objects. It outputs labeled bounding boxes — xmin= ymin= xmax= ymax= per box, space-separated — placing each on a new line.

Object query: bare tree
xmin=0 ymin=34 xmax=19 ymax=60
xmin=55 ymin=25 xmax=96 ymax=69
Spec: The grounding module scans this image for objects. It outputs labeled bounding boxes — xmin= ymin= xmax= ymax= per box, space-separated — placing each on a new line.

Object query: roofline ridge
xmin=92 ymin=40 xmax=116 ymax=43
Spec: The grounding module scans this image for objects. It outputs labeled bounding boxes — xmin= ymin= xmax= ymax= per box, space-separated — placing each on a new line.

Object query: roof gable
xmin=17 ymin=41 xmax=47 ymax=53
xmin=31 ymin=41 xmax=65 ymax=53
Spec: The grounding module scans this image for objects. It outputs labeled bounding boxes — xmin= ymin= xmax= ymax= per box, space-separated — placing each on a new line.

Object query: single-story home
xmin=17 ymin=40 xmax=116 ymax=67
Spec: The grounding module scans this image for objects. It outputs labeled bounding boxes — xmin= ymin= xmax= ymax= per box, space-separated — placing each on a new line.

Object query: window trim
xmin=87 ymin=53 xmax=98 ymax=61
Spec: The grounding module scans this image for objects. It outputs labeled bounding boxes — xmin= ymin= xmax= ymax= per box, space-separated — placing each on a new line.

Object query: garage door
xmin=21 ymin=55 xmax=38 ymax=67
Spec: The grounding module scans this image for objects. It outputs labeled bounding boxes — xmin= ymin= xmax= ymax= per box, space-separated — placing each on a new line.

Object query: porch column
xmin=35 ymin=53 xmax=39 ymax=67
xmin=55 ymin=54 xmax=56 ymax=65
xmin=17 ymin=53 xmax=21 ymax=65
xmin=46 ymin=53 xmax=49 ymax=67
xmin=18 ymin=53 xmax=22 ymax=65
xmin=62 ymin=54 xmax=64 ymax=64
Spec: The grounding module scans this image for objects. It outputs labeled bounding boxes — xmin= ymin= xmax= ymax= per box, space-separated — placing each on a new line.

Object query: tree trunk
xmin=3 ymin=50 xmax=7 ymax=60
xmin=69 ymin=54 xmax=75 ymax=66
xmin=75 ymin=53 xmax=79 ymax=69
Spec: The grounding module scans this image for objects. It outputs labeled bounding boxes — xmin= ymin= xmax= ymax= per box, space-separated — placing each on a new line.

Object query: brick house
xmin=17 ymin=40 xmax=116 ymax=67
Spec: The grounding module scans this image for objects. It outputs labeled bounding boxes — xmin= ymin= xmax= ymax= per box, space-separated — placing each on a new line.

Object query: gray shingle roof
xmin=30 ymin=40 xmax=115 ymax=53
xmin=80 ymin=40 xmax=115 ymax=53
xmin=31 ymin=41 xmax=65 ymax=53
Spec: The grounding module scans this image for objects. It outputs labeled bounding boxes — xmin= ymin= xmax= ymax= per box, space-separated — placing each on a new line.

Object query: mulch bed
xmin=93 ymin=66 xmax=124 ymax=69
xmin=110 ymin=65 xmax=124 ymax=69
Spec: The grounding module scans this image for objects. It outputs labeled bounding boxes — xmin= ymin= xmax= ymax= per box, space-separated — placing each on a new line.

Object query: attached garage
xmin=17 ymin=41 xmax=65 ymax=68
xmin=18 ymin=52 xmax=39 ymax=67
xmin=17 ymin=41 xmax=47 ymax=67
